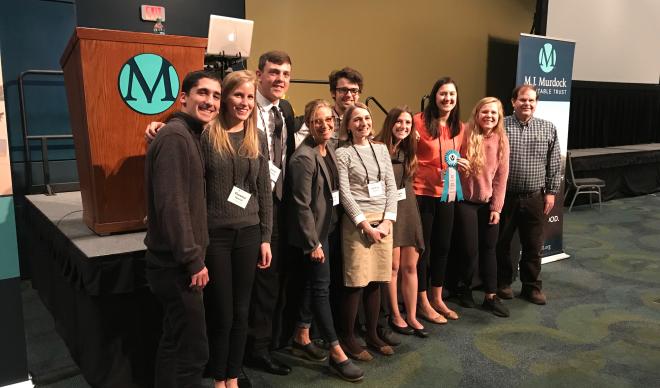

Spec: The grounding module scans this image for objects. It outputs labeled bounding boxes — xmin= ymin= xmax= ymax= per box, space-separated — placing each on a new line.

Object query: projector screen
xmin=547 ymin=0 xmax=660 ymax=84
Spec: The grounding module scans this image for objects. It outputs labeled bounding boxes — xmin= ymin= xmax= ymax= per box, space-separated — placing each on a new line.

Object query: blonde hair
xmin=304 ymin=99 xmax=333 ymax=129
xmin=207 ymin=70 xmax=260 ymax=159
xmin=465 ymin=97 xmax=506 ymax=176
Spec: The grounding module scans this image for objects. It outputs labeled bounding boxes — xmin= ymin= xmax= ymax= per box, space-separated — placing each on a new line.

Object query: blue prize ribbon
xmin=440 ymin=150 xmax=464 ymax=202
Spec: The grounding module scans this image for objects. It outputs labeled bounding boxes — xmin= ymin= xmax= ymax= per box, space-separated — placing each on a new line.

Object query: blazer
xmin=287 ymin=135 xmax=338 ymax=253
xmin=278 ymin=98 xmax=298 ymax=160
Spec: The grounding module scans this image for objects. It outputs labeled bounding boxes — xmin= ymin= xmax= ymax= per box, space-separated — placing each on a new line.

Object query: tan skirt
xmin=341 ymin=212 xmax=393 ymax=287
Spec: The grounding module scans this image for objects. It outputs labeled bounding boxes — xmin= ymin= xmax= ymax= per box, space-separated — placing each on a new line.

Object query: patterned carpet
xmin=249 ymin=194 xmax=660 ymax=387
xmin=30 ymin=194 xmax=660 ymax=387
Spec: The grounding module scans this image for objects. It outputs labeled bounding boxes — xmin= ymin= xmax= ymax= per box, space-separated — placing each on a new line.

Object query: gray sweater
xmin=202 ymin=128 xmax=273 ymax=242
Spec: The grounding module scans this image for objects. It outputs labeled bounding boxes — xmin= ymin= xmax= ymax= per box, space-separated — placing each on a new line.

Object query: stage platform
xmin=569 ymin=143 xmax=660 ymax=201
xmin=24 ymin=192 xmax=158 ymax=388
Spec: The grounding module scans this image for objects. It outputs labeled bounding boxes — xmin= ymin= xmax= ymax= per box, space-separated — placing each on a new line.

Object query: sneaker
xmin=329 ymin=357 xmax=364 ymax=382
xmin=482 ymin=296 xmax=510 ymax=317
xmin=521 ymin=288 xmax=547 ymax=305
xmin=496 ymin=285 xmax=514 ymax=299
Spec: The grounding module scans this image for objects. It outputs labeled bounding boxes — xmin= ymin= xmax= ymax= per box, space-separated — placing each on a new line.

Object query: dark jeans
xmin=247 ymin=199 xmax=285 ymax=355
xmin=205 ymin=225 xmax=260 ymax=380
xmin=496 ymin=190 xmax=545 ymax=291
xmin=328 ymin=225 xmax=344 ymax=331
xmin=455 ymin=201 xmax=499 ymax=294
xmin=296 ymin=231 xmax=339 ymax=346
xmin=146 ymin=262 xmax=208 ymax=388
xmin=416 ymin=195 xmax=455 ymax=291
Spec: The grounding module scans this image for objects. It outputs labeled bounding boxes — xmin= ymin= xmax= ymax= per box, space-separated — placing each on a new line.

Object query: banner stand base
xmin=542 ymin=252 xmax=570 ymax=264
xmin=1 ymin=381 xmax=32 ymax=388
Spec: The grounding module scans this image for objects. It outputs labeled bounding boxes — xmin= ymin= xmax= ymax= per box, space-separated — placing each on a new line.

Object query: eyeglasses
xmin=336 ymin=87 xmax=360 ymax=95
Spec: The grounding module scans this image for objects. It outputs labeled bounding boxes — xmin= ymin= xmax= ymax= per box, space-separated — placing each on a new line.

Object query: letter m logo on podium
xmin=118 ymin=53 xmax=179 ymax=115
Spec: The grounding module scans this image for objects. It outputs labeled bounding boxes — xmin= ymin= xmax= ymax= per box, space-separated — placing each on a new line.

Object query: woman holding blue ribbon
xmin=413 ymin=77 xmax=466 ymax=324
xmin=456 ymin=97 xmax=510 ymax=317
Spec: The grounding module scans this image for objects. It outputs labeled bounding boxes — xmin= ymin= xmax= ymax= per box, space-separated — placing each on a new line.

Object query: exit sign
xmin=140 ymin=5 xmax=166 ymax=22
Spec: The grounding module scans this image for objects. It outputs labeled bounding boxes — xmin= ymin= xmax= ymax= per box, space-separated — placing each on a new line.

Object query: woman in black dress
xmin=375 ymin=106 xmax=427 ymax=337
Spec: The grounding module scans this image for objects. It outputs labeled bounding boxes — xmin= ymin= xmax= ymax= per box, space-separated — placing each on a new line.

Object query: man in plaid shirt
xmin=496 ymin=84 xmax=560 ymax=305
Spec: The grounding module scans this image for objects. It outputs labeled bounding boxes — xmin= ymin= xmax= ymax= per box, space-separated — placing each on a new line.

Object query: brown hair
xmin=258 ymin=50 xmax=291 ymax=71
xmin=423 ymin=77 xmax=461 ymax=139
xmin=375 ymin=106 xmax=418 ymax=176
xmin=338 ymin=102 xmax=372 ymax=142
xmin=328 ymin=67 xmax=364 ymax=92
xmin=511 ymin=84 xmax=538 ymax=100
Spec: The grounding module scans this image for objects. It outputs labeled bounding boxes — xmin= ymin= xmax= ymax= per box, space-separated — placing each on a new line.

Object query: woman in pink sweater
xmin=456 ymin=97 xmax=510 ymax=317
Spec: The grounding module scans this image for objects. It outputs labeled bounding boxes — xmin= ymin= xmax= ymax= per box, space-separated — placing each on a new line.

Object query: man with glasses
xmin=294 ymin=67 xmax=364 ymax=149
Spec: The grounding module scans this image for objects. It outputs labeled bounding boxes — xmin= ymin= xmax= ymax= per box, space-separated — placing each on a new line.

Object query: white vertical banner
xmin=516 ymin=33 xmax=575 ymax=263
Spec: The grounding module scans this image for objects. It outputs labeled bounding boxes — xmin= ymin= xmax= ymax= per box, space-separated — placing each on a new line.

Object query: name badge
xmin=268 ymin=161 xmax=281 ymax=188
xmin=332 ymin=191 xmax=340 ymax=206
xmin=397 ymin=188 xmax=406 ymax=201
xmin=367 ymin=181 xmax=384 ymax=198
xmin=228 ymin=186 xmax=251 ymax=209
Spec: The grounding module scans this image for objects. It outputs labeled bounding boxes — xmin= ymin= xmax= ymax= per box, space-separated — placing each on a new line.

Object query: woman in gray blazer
xmin=287 ymin=99 xmax=363 ymax=382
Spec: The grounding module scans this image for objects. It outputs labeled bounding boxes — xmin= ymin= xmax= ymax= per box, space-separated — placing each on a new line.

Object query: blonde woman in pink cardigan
xmin=456 ymin=97 xmax=510 ymax=317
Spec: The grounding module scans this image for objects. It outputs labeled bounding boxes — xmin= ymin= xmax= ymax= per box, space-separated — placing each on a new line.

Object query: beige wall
xmin=246 ymin=0 xmax=534 ymax=129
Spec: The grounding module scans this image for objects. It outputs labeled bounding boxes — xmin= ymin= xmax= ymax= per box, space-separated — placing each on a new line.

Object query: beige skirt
xmin=341 ymin=212 xmax=393 ymax=287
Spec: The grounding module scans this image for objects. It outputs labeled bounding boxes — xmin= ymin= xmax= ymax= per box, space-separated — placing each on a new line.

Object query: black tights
xmin=341 ymin=282 xmax=385 ymax=353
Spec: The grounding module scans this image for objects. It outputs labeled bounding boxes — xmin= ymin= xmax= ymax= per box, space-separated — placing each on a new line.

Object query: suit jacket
xmin=287 ymin=135 xmax=337 ymax=253
xmin=278 ymin=98 xmax=298 ymax=160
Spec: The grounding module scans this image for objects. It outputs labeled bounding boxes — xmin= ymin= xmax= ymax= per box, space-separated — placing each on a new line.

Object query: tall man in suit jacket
xmin=245 ymin=50 xmax=296 ymax=376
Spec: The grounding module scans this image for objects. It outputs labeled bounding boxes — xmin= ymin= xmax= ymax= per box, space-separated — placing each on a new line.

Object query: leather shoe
xmin=520 ymin=288 xmax=546 ymax=305
xmin=329 ymin=357 xmax=364 ymax=382
xmin=389 ymin=317 xmax=414 ymax=335
xmin=482 ymin=296 xmax=510 ymax=317
xmin=418 ymin=310 xmax=447 ymax=325
xmin=431 ymin=304 xmax=459 ymax=320
xmin=497 ymin=285 xmax=514 ymax=299
xmin=366 ymin=339 xmax=394 ymax=356
xmin=291 ymin=340 xmax=328 ymax=362
xmin=456 ymin=291 xmax=476 ymax=308
xmin=244 ymin=353 xmax=291 ymax=375
xmin=411 ymin=326 xmax=429 ymax=338
xmin=378 ymin=325 xmax=401 ymax=346
xmin=340 ymin=341 xmax=374 ymax=362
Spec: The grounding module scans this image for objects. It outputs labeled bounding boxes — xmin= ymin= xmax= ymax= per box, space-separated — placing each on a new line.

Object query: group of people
xmin=144 ymin=50 xmax=561 ymax=388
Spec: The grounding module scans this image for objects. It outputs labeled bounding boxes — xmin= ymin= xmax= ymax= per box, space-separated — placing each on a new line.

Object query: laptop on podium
xmin=207 ymin=14 xmax=254 ymax=58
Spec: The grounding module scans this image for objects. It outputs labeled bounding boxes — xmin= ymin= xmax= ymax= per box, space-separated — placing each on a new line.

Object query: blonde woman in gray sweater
xmin=336 ymin=102 xmax=398 ymax=360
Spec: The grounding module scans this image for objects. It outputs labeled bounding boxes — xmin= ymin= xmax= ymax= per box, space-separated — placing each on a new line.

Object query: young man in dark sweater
xmin=144 ymin=70 xmax=221 ymax=388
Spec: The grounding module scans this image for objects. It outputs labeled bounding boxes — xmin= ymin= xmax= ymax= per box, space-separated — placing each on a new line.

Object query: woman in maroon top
xmin=456 ymin=97 xmax=510 ymax=317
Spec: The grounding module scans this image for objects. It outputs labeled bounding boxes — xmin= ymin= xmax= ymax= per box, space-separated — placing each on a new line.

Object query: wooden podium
xmin=60 ymin=28 xmax=207 ymax=234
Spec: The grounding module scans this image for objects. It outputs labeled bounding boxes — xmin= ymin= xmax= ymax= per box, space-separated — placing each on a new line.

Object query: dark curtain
xmin=486 ymin=37 xmax=518 ymax=117
xmin=568 ymin=81 xmax=660 ymax=149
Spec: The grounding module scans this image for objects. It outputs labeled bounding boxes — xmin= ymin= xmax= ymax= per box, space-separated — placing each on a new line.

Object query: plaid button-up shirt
xmin=504 ymin=115 xmax=561 ymax=194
